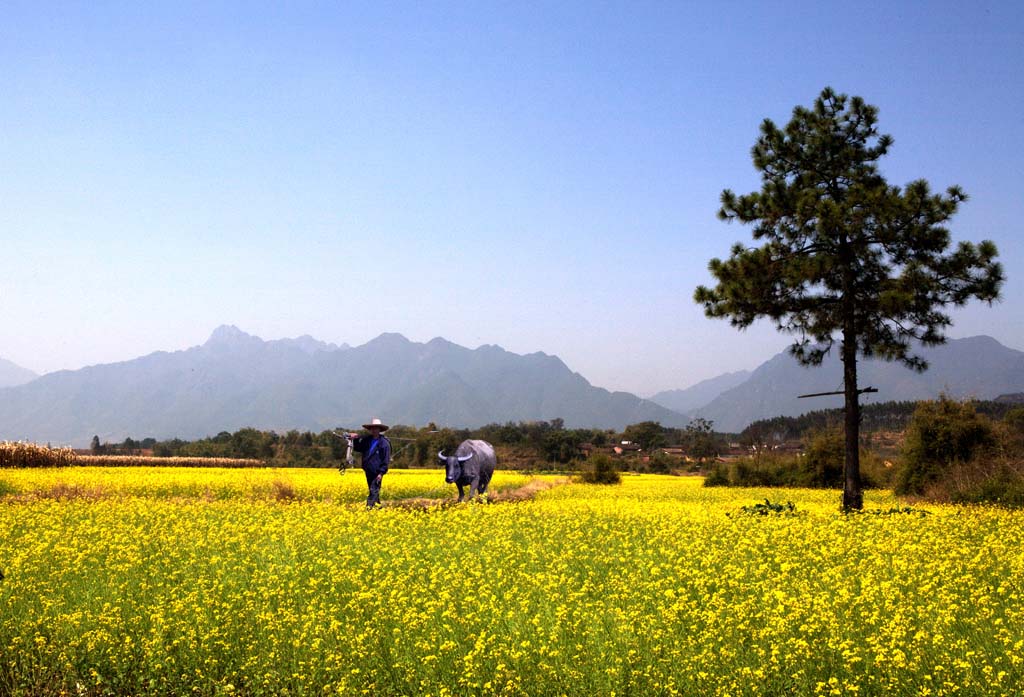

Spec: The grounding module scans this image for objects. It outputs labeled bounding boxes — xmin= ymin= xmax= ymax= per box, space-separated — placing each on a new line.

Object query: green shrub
xmin=703 ymin=463 xmax=730 ymax=487
xmin=703 ymin=453 xmax=803 ymax=488
xmin=895 ymin=397 xmax=994 ymax=495
xmin=647 ymin=451 xmax=674 ymax=474
xmin=800 ymin=427 xmax=845 ymax=487
xmin=579 ymin=454 xmax=622 ymax=485
xmin=1004 ymin=407 xmax=1024 ymax=434
xmin=733 ymin=499 xmax=798 ymax=517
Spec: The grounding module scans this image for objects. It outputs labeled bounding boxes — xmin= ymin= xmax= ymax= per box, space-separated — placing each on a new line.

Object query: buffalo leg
xmin=456 ymin=482 xmax=465 ymax=502
xmin=478 ymin=470 xmax=492 ymax=495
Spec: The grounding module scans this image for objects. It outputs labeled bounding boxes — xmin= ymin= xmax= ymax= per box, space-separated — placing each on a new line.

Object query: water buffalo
xmin=439 ymin=439 xmax=496 ymax=501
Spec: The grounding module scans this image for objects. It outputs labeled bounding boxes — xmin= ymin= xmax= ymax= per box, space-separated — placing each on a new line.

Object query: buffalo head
xmin=438 ymin=450 xmax=473 ymax=483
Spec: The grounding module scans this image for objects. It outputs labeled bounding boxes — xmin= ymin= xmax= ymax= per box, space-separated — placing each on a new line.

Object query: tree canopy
xmin=695 ymin=87 xmax=1003 ymax=508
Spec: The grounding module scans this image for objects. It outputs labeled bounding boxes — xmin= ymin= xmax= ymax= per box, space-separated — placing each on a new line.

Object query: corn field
xmin=0 ymin=442 xmax=76 ymax=468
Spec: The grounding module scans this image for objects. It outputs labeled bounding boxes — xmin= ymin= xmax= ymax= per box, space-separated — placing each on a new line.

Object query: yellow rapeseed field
xmin=1 ymin=469 xmax=1022 ymax=696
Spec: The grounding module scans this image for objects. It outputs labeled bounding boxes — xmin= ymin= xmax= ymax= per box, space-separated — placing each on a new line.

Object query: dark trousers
xmin=364 ymin=470 xmax=383 ymax=508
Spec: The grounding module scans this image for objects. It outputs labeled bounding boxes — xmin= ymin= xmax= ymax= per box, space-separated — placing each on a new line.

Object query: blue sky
xmin=2 ymin=1 xmax=1022 ymax=395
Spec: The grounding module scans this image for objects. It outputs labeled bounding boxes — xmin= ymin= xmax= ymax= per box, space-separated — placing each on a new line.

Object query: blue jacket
xmin=353 ymin=435 xmax=391 ymax=476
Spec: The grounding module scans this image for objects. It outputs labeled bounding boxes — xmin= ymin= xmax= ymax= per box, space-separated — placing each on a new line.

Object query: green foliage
xmin=731 ymin=499 xmax=798 ymax=517
xmin=579 ymin=454 xmax=622 ymax=485
xmin=1005 ymin=407 xmax=1024 ymax=434
xmin=801 ymin=427 xmax=845 ymax=487
xmin=702 ymin=465 xmax=730 ymax=487
xmin=622 ymin=421 xmax=666 ymax=451
xmin=844 ymin=507 xmax=931 ymax=517
xmin=647 ymin=451 xmax=675 ymax=474
xmin=684 ymin=418 xmax=719 ymax=465
xmin=896 ymin=397 xmax=995 ymax=495
xmin=541 ymin=429 xmax=587 ymax=464
xmin=696 ymin=88 xmax=1002 ymax=368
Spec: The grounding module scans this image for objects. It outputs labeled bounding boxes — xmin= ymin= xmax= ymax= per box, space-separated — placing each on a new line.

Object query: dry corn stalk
xmin=0 ymin=441 xmax=77 ymax=468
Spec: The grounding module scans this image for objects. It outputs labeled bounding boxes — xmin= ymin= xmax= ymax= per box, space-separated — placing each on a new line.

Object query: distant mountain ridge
xmin=0 ymin=326 xmax=686 ymax=446
xmin=0 ymin=357 xmax=37 ymax=388
xmin=684 ymin=336 xmax=1024 ymax=432
xmin=649 ymin=370 xmax=751 ymax=413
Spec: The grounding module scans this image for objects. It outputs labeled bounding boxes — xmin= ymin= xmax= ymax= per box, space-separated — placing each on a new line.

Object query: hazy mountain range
xmin=2 ymin=328 xmax=1022 ymax=446
xmin=651 ymin=335 xmax=1024 ymax=432
xmin=0 ymin=325 xmax=685 ymax=446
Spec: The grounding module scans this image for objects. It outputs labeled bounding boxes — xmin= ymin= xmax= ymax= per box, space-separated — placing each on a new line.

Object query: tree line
xmin=740 ymin=398 xmax=1024 ymax=444
xmin=90 ymin=417 xmax=727 ymax=469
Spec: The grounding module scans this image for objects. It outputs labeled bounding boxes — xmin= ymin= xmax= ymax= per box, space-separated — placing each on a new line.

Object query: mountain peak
xmin=205 ymin=325 xmax=262 ymax=347
xmin=273 ymin=334 xmax=345 ymax=354
xmin=365 ymin=332 xmax=411 ymax=347
xmin=0 ymin=356 xmax=38 ymax=388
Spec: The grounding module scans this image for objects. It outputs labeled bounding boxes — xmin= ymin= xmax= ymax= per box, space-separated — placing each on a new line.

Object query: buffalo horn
xmin=437 ymin=451 xmax=447 ymax=461
xmin=457 ymin=453 xmax=473 ymax=462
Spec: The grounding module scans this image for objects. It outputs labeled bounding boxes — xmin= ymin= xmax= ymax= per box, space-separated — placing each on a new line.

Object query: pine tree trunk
xmin=841 ymin=326 xmax=864 ymax=510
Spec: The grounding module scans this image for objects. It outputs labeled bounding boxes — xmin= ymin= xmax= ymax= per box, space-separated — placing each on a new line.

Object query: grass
xmin=0 ymin=471 xmax=1022 ymax=695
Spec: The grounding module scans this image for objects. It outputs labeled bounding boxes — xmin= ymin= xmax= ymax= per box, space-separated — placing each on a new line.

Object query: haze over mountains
xmin=2 ymin=328 xmax=1022 ymax=446
xmin=0 ymin=326 xmax=685 ymax=446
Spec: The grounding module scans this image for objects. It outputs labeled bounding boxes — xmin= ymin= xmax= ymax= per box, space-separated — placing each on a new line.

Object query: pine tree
xmin=694 ymin=87 xmax=1003 ymax=509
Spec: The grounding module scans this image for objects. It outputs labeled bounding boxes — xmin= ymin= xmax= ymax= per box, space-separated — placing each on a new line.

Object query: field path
xmin=380 ymin=476 xmax=570 ymax=509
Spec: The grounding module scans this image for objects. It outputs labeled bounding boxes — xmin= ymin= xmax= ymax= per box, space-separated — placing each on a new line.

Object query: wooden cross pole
xmin=797 ymin=386 xmax=879 ymax=399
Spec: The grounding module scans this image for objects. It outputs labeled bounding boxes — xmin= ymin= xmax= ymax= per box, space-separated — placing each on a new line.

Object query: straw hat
xmin=362 ymin=417 xmax=389 ymax=432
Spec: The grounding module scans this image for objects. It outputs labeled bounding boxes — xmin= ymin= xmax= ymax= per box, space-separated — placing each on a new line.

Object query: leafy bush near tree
xmin=895 ymin=397 xmax=995 ymax=496
xmin=578 ymin=453 xmax=622 ymax=485
xmin=895 ymin=399 xmax=1024 ymax=505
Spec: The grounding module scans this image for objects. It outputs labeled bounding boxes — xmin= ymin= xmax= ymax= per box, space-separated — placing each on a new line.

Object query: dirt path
xmin=381 ymin=476 xmax=570 ymax=510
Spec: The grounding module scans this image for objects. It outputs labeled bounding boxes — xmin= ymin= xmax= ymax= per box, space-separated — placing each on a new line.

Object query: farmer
xmin=348 ymin=418 xmax=392 ymax=508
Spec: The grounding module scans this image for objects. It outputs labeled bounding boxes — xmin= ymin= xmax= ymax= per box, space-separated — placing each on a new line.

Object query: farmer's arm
xmin=378 ymin=439 xmax=391 ymax=476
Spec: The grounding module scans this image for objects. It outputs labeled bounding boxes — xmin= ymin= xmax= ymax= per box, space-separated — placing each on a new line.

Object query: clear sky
xmin=2 ymin=1 xmax=1022 ymax=396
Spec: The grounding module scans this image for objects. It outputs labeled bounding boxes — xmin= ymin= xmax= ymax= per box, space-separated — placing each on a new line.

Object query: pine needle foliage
xmin=695 ymin=87 xmax=1003 ymax=509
